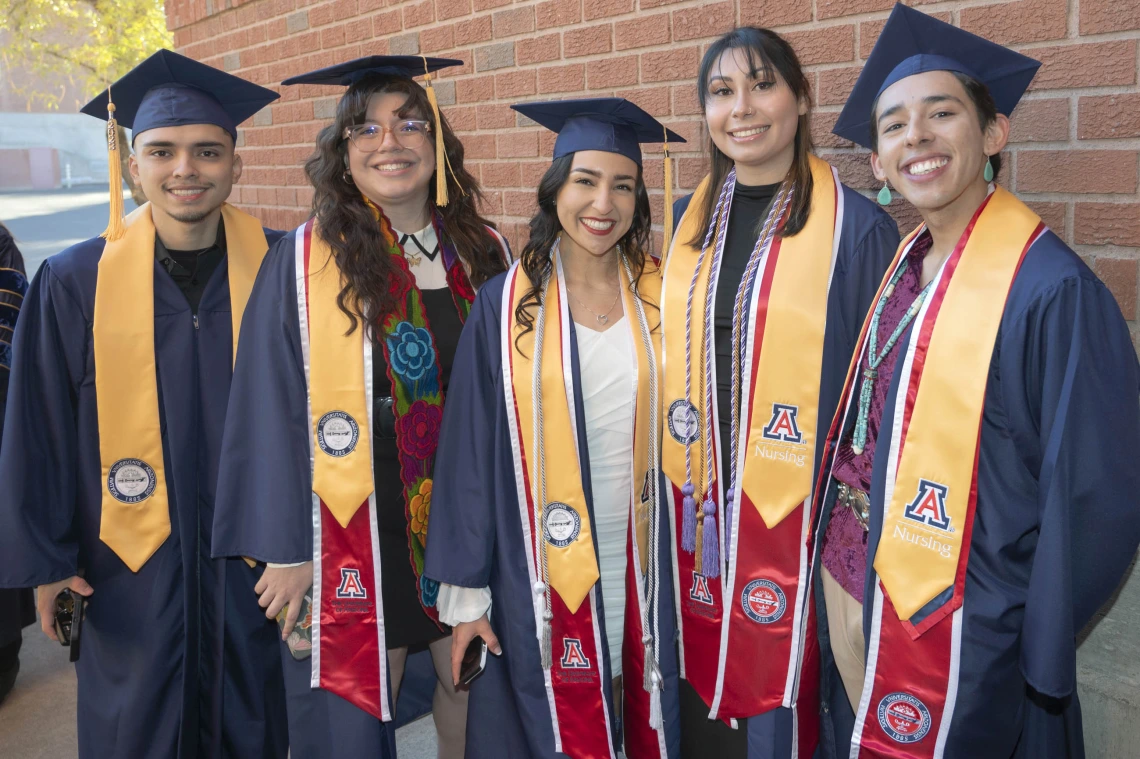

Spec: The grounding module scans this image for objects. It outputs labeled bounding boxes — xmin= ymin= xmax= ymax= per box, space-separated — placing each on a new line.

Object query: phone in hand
xmin=53 ymin=589 xmax=85 ymax=662
xmin=276 ymin=590 xmax=314 ymax=661
xmin=458 ymin=634 xmax=488 ymax=686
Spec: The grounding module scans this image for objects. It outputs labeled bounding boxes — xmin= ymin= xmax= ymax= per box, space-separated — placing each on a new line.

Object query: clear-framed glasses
xmin=343 ymin=120 xmax=431 ymax=152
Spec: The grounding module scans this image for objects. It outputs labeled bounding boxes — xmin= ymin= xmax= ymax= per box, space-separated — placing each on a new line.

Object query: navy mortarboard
xmin=512 ymin=97 xmax=686 ymax=253
xmin=832 ymin=3 xmax=1041 ymax=150
xmin=283 ymin=55 xmax=464 ymax=206
xmin=81 ymin=49 xmax=279 ymax=240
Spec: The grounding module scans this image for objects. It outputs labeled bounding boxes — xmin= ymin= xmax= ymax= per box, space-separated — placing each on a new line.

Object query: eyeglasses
xmin=343 ymin=120 xmax=431 ymax=152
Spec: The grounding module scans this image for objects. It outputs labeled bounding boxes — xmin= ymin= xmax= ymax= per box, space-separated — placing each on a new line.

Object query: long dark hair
xmin=513 ymin=153 xmax=653 ymax=348
xmin=306 ymin=74 xmax=506 ymax=334
xmin=690 ymin=27 xmax=814 ymax=247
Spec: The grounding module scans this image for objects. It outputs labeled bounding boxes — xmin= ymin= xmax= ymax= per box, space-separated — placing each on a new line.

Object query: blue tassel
xmin=701 ymin=499 xmax=720 ymax=578
xmin=681 ymin=481 xmax=697 ymax=553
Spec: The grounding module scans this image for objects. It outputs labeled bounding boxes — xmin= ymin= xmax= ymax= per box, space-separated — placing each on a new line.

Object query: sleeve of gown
xmin=436 ymin=584 xmax=493 ymax=625
xmin=424 ymin=280 xmax=504 ymax=589
xmin=0 ymin=261 xmax=85 ymax=587
xmin=836 ymin=207 xmax=900 ymax=347
xmin=0 ymin=228 xmax=28 ymax=435
xmin=1005 ymin=273 xmax=1140 ymax=699
xmin=211 ymin=234 xmax=314 ymax=563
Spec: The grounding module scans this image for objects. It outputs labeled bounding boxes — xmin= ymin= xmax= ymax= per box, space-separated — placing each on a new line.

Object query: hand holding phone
xmin=53 ymin=589 xmax=86 ymax=662
xmin=459 ymin=635 xmax=488 ymax=686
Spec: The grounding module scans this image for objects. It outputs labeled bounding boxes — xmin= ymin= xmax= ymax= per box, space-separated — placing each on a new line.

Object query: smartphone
xmin=276 ymin=590 xmax=314 ymax=661
xmin=53 ymin=589 xmax=85 ymax=662
xmin=458 ymin=635 xmax=488 ymax=686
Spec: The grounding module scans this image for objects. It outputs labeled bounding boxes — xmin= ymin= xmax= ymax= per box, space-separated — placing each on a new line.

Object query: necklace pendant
xmin=597 ymin=314 xmax=608 ymax=325
xmin=404 ymin=252 xmax=422 ymax=266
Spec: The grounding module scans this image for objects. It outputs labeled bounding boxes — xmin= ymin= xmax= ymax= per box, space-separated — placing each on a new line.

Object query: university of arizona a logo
xmin=877 ymin=692 xmax=932 ymax=744
xmin=560 ymin=638 xmax=591 ymax=669
xmin=336 ymin=567 xmax=367 ymax=599
xmin=689 ymin=572 xmax=714 ymax=605
xmin=904 ymin=479 xmax=952 ymax=531
xmin=761 ymin=403 xmax=804 ymax=444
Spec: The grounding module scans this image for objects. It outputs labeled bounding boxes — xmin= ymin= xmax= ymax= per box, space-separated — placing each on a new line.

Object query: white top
xmin=438 ymin=316 xmax=636 ymax=678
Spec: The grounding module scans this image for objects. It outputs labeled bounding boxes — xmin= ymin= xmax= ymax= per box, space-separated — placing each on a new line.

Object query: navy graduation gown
xmin=0 ymin=230 xmax=288 ymax=759
xmin=424 ymin=272 xmax=682 ymax=759
xmin=670 ymin=185 xmax=900 ymax=757
xmin=813 ymin=230 xmax=1140 ymax=758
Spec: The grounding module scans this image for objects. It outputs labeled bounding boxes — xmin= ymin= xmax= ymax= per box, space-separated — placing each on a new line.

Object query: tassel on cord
xmin=701 ymin=498 xmax=720 ymax=578
xmin=540 ymin=610 xmax=553 ymax=670
xmin=642 ymin=636 xmax=655 ymax=691
xmin=681 ymin=481 xmax=697 ymax=553
xmin=420 ymin=56 xmax=449 ymax=207
xmin=649 ymin=682 xmax=663 ymax=730
xmin=101 ymin=86 xmax=126 ymax=242
xmin=662 ymin=126 xmax=674 ymax=258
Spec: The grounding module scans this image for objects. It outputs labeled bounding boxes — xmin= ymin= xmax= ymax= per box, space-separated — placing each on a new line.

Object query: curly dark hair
xmin=513 ymin=153 xmax=654 ymax=350
xmin=305 ymin=74 xmax=506 ymax=334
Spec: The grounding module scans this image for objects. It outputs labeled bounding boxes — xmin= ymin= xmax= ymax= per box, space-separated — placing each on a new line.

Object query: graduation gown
xmin=0 ymin=230 xmax=288 ymax=759
xmin=667 ymin=184 xmax=899 ymax=758
xmin=423 ymin=271 xmax=682 ymax=759
xmin=813 ymin=229 xmax=1140 ymax=758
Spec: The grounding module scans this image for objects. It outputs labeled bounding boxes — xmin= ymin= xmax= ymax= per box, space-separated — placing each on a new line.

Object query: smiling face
xmin=555 ymin=150 xmax=640 ymax=259
xmin=346 ymin=91 xmax=435 ymax=210
xmin=129 ymin=123 xmax=241 ymax=225
xmin=703 ymin=47 xmax=807 ymax=185
xmin=871 ymin=70 xmax=1009 ymax=216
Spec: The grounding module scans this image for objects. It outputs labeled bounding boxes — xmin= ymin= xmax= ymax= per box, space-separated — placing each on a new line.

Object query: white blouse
xmin=437 ymin=317 xmax=636 ymax=677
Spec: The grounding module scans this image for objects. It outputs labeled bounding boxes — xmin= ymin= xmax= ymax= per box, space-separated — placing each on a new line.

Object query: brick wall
xmin=165 ymin=0 xmax=1140 ymax=350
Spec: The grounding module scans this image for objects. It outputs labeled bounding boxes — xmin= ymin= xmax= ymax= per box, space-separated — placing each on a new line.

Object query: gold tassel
xmin=102 ymin=87 xmax=126 ymax=242
xmin=694 ymin=512 xmax=704 ymax=573
xmin=662 ymin=125 xmax=673 ymax=259
xmin=421 ymin=56 xmax=449 ymax=207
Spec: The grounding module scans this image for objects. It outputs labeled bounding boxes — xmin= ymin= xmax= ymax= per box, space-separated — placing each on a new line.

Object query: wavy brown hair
xmin=514 ymin=153 xmax=654 ymax=350
xmin=306 ymin=74 xmax=506 ymax=334
xmin=689 ymin=27 xmax=814 ymax=247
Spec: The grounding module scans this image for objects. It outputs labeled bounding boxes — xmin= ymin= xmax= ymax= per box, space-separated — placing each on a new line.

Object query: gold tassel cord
xmin=420 ymin=56 xmax=449 ymax=207
xmin=662 ymin=125 xmax=673 ymax=259
xmin=102 ymin=88 xmax=126 ymax=242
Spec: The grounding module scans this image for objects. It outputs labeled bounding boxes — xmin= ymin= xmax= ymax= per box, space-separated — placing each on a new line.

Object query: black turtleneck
xmin=154 ymin=218 xmax=226 ymax=314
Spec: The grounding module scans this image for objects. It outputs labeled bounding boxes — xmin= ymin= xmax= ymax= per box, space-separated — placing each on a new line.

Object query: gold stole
xmin=875 ymin=187 xmax=1041 ymax=620
xmin=508 ymin=252 xmax=659 ymax=612
xmin=95 ymin=204 xmax=268 ymax=571
xmin=662 ymin=156 xmax=838 ymax=527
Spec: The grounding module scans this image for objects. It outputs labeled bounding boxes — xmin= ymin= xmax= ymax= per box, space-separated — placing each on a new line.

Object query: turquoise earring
xmin=983 ymin=157 xmax=994 ymax=182
xmin=877 ymin=182 xmax=892 ymax=206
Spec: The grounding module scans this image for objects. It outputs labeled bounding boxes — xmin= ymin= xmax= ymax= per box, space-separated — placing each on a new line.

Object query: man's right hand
xmin=35 ymin=576 xmax=94 ymax=642
xmin=450 ymin=613 xmax=501 ymax=687
xmin=256 ymin=562 xmax=313 ymax=638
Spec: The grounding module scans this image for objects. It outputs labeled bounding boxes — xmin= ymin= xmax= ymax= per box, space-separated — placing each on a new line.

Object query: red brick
xmin=660 ymin=120 xmax=702 ymax=151
xmin=783 ymin=25 xmax=855 ymax=66
xmin=812 ymin=111 xmax=851 ymax=150
xmin=828 ymin=152 xmax=877 ymax=191
xmin=1025 ymin=201 xmax=1066 ymax=240
xmin=1080 ymin=0 xmax=1140 ymax=34
xmin=474 ymin=0 xmax=510 ymax=10
xmin=818 ymin=0 xmax=893 ymax=20
xmin=478 ymin=191 xmax=504 ymax=216
xmin=816 ymin=67 xmax=862 ymax=107
xmin=1075 ymin=203 xmax=1140 ymax=247
xmin=446 ymin=105 xmax=476 ymax=131
xmin=673 ymin=2 xmax=734 ymax=43
xmin=1093 ymin=257 xmax=1138 ymax=319
xmin=641 ymin=47 xmax=700 ymax=84
xmin=642 ymin=158 xmax=664 ymax=189
xmin=639 ymin=0 xmax=687 ymax=8
xmin=373 ymin=10 xmax=401 ymax=36
xmin=536 ymin=0 xmax=581 ymax=30
xmin=504 ymin=190 xmax=537 ymax=217
xmin=482 ymin=161 xmax=522 ymax=187
xmin=493 ymin=7 xmax=535 ymax=37
xmin=538 ymin=63 xmax=586 ymax=93
xmin=673 ymin=84 xmax=701 ymax=116
xmin=859 ymin=14 xmax=950 ymax=59
xmin=419 ymin=23 xmax=454 ymax=52
xmin=403 ymin=0 xmax=434 ymax=28
xmin=436 ymin=0 xmax=470 ymax=22
xmin=457 ymin=74 xmax=495 ymax=103
xmin=455 ymin=15 xmax=493 ymax=45
xmin=1018 ymin=150 xmax=1138 ymax=194
xmin=615 ymin=86 xmax=670 ymax=117
xmin=461 ymin=133 xmax=496 ymax=160
xmin=497 ymin=131 xmax=539 ymax=158
xmin=520 ymin=160 xmax=549 ymax=188
xmin=565 ymin=25 xmax=612 ymax=58
xmin=960 ymin=0 xmax=1067 ymax=45
xmin=538 ymin=131 xmax=557 ymax=155
xmin=587 ymin=55 xmax=639 ymax=89
xmin=740 ymin=0 xmax=812 ymax=27
xmin=677 ymin=156 xmax=709 ymax=190
xmin=1008 ymin=98 xmax=1069 ymax=143
xmin=584 ymin=0 xmax=632 ymax=20
xmin=1079 ymin=95 xmax=1140 ymax=140
xmin=495 ymin=69 xmax=537 ymax=98
xmin=1030 ymin=41 xmax=1137 ymax=91
xmin=476 ymin=103 xmax=516 ymax=129
xmin=615 ymin=13 xmax=669 ymax=51
xmin=344 ymin=19 xmax=372 ymax=43
xmin=517 ymin=33 xmax=562 ymax=65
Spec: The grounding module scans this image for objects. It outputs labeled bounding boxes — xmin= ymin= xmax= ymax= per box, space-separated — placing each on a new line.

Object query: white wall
xmin=0 ymin=112 xmax=110 ymax=182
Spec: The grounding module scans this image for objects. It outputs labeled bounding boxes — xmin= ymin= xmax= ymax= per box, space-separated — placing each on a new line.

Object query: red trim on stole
xmin=302 ymin=220 xmax=385 ymax=720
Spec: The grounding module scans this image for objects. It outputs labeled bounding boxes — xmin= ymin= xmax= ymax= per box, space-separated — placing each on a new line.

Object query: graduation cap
xmin=511 ymin=98 xmax=687 ymax=254
xmin=82 ymin=49 xmax=279 ymax=241
xmin=833 ymin=3 xmax=1041 ymax=150
xmin=282 ymin=56 xmax=464 ymax=207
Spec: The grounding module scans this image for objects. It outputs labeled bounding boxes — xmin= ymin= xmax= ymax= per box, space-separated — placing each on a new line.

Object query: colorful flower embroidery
xmin=397 ymin=401 xmax=442 ymax=460
xmin=410 ymin=479 xmax=433 ymax=542
xmin=387 ymin=321 xmax=436 ymax=382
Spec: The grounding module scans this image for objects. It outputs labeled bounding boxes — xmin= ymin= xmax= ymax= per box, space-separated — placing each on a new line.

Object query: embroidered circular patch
xmin=317 ymin=411 xmax=359 ymax=457
xmin=107 ymin=459 xmax=157 ymax=504
xmin=543 ymin=503 xmax=581 ymax=548
xmin=877 ymin=692 xmax=932 ymax=744
xmin=741 ymin=579 xmax=786 ymax=624
xmin=667 ymin=399 xmax=700 ymax=444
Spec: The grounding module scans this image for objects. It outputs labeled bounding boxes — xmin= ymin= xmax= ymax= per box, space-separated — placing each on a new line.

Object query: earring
xmin=877 ymin=181 xmax=892 ymax=206
xmin=983 ymin=157 xmax=995 ymax=182
xmin=342 ymin=170 xmax=354 ymax=184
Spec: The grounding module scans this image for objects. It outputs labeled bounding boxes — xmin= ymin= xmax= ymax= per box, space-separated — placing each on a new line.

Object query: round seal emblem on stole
xmin=543 ymin=503 xmax=581 ymax=548
xmin=877 ymin=692 xmax=932 ymax=744
xmin=667 ymin=400 xmax=700 ymax=444
xmin=107 ymin=459 xmax=157 ymax=504
xmin=741 ymin=579 xmax=786 ymax=624
xmin=317 ymin=411 xmax=359 ymax=457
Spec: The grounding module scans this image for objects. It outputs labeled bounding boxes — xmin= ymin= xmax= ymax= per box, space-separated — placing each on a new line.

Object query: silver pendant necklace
xmin=567 ymin=286 xmax=619 ymax=325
